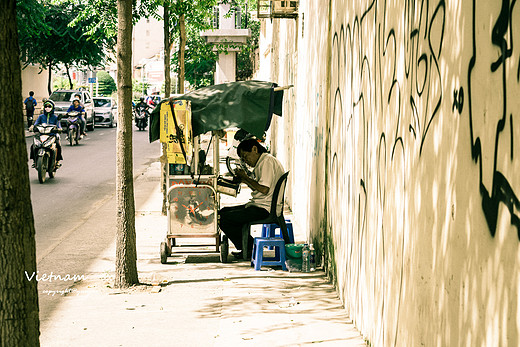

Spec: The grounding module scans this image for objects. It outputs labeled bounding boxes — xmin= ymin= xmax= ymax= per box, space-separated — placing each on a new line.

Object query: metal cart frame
xmin=161 ymin=132 xmax=228 ymax=263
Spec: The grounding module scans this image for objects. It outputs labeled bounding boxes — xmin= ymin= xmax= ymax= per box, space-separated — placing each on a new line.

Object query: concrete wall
xmin=21 ymin=64 xmax=49 ymax=111
xmin=261 ymin=0 xmax=520 ymax=345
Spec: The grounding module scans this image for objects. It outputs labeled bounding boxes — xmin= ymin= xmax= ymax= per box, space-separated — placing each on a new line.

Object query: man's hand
xmin=235 ymin=168 xmax=248 ymax=180
xmin=235 ymin=168 xmax=269 ymax=195
xmin=28 ymin=125 xmax=34 ymax=132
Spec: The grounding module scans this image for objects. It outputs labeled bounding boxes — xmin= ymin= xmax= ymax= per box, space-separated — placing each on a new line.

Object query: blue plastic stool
xmin=261 ymin=220 xmax=294 ymax=249
xmin=251 ymin=237 xmax=287 ymax=271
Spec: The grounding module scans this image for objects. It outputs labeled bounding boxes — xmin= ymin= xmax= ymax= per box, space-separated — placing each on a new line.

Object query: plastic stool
xmin=251 ymin=237 xmax=287 ymax=271
xmin=261 ymin=220 xmax=294 ymax=249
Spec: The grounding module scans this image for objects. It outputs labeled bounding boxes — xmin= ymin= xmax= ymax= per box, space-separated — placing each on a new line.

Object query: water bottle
xmin=302 ymin=244 xmax=310 ymax=273
xmin=309 ymin=244 xmax=316 ymax=271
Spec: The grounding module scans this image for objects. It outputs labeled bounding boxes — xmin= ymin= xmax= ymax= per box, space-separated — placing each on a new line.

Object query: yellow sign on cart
xmin=160 ymin=100 xmax=192 ymax=164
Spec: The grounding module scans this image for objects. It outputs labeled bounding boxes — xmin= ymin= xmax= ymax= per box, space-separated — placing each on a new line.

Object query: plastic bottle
xmin=302 ymin=244 xmax=310 ymax=273
xmin=309 ymin=244 xmax=316 ymax=271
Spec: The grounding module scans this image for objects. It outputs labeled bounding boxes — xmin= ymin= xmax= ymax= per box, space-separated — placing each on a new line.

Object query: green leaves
xmin=17 ymin=0 xmax=113 ymax=72
xmin=97 ymin=71 xmax=117 ymax=96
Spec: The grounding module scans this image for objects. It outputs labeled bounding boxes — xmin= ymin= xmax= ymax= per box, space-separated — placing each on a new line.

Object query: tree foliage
xmin=17 ymin=0 xmax=115 ymax=94
xmin=171 ymin=0 xmax=261 ymax=87
xmin=18 ymin=1 xmax=112 ymax=69
xmin=236 ymin=16 xmax=260 ymax=81
xmin=165 ymin=0 xmax=217 ymax=93
xmin=16 ymin=0 xmax=48 ymax=62
xmin=172 ymin=25 xmax=217 ymax=89
xmin=97 ymin=71 xmax=117 ymax=96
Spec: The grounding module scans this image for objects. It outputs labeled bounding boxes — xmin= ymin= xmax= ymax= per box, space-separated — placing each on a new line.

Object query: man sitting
xmin=218 ymin=139 xmax=285 ymax=259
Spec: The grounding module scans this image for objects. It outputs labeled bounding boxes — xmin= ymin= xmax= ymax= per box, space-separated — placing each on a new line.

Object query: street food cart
xmin=150 ymin=81 xmax=286 ymax=264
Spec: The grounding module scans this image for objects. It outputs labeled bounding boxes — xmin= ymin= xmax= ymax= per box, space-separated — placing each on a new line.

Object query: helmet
xmin=43 ymin=100 xmax=55 ymax=113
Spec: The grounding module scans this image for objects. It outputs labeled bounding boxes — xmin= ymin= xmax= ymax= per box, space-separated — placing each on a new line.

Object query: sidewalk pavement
xmin=39 ymin=161 xmax=367 ymax=346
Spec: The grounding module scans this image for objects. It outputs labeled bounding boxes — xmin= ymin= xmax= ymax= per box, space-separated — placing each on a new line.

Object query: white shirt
xmin=247 ymin=153 xmax=285 ymax=213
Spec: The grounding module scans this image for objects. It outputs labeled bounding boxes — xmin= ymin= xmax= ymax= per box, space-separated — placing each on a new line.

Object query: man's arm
xmin=33 ymin=115 xmax=42 ymax=126
xmin=236 ymin=169 xmax=269 ymax=195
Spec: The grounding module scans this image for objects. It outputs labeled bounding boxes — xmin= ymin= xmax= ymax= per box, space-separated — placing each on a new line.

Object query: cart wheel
xmin=220 ymin=236 xmax=229 ymax=263
xmin=160 ymin=242 xmax=168 ymax=264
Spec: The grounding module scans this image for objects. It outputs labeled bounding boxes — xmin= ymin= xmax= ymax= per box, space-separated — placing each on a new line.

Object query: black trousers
xmin=219 ymin=204 xmax=269 ymax=253
xmin=26 ymin=111 xmax=34 ymax=127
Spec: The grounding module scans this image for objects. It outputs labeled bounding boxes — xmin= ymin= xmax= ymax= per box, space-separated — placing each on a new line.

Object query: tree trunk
xmin=65 ymin=64 xmax=73 ymax=89
xmin=47 ymin=59 xmax=53 ymax=96
xmin=164 ymin=4 xmax=171 ymax=98
xmin=161 ymin=2 xmax=172 ymax=215
xmin=178 ymin=9 xmax=186 ymax=94
xmin=115 ymin=0 xmax=139 ymax=288
xmin=0 ymin=0 xmax=40 ymax=345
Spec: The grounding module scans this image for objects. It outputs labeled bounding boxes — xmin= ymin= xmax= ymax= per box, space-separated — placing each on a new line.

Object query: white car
xmin=93 ymin=97 xmax=117 ymax=128
xmin=50 ymin=89 xmax=95 ymax=131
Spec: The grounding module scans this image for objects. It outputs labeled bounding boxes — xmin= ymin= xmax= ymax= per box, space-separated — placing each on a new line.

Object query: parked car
xmin=49 ymin=89 xmax=95 ymax=131
xmin=93 ymin=97 xmax=117 ymax=128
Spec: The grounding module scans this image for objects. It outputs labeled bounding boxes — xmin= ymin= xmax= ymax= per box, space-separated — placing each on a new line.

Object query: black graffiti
xmin=467 ymin=0 xmax=520 ymax=239
xmin=452 ymin=87 xmax=464 ymax=114
xmin=405 ymin=0 xmax=446 ymax=154
xmin=490 ymin=0 xmax=515 ymax=72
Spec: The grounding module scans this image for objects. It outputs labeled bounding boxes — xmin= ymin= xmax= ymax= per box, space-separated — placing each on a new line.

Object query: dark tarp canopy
xmin=149 ymin=80 xmax=284 ymax=143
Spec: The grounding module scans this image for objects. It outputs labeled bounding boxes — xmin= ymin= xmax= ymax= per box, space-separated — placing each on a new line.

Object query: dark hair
xmin=237 ymin=138 xmax=267 ymax=157
xmin=29 ymin=91 xmax=34 ymax=96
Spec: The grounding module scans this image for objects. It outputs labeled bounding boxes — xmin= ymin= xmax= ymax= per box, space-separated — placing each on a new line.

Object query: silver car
xmin=93 ymin=97 xmax=117 ymax=128
xmin=49 ymin=89 xmax=95 ymax=131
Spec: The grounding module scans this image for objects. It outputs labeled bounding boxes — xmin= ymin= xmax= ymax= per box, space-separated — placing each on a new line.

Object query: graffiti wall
xmin=264 ymin=0 xmax=520 ymax=345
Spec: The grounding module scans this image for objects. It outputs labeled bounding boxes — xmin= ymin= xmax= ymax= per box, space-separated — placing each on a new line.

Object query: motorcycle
xmin=135 ymin=107 xmax=149 ymax=131
xmin=65 ymin=111 xmax=82 ymax=146
xmin=32 ymin=124 xmax=61 ymax=184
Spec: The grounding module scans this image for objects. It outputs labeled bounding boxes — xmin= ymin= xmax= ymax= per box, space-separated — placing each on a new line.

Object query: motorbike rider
xmin=66 ymin=98 xmax=87 ymax=138
xmin=135 ymin=97 xmax=149 ymax=126
xmin=136 ymin=97 xmax=148 ymax=114
xmin=30 ymin=100 xmax=63 ymax=168
xmin=73 ymin=93 xmax=83 ymax=104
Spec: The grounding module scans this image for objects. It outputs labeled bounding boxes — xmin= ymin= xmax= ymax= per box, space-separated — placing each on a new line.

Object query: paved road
xmin=26 ymin=125 xmax=161 ymax=320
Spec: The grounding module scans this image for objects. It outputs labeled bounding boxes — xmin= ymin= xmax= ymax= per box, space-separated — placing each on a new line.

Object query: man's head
xmin=43 ymin=100 xmax=55 ymax=114
xmin=237 ymin=139 xmax=267 ymax=167
xmin=73 ymin=99 xmax=80 ymax=107
xmin=29 ymin=91 xmax=34 ymax=96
